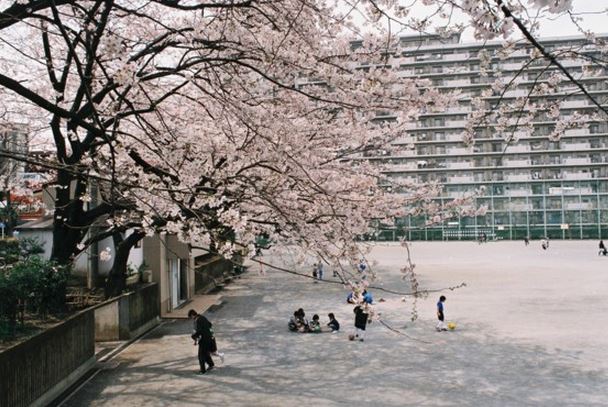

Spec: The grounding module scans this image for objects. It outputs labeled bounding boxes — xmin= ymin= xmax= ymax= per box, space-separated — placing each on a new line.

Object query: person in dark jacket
xmin=353 ymin=305 xmax=368 ymax=341
xmin=599 ymin=240 xmax=607 ymax=255
xmin=327 ymin=313 xmax=340 ymax=332
xmin=189 ymin=309 xmax=215 ymax=374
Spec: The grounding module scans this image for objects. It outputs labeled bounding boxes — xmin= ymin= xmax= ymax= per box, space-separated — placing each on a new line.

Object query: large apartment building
xmin=364 ymin=33 xmax=608 ymax=241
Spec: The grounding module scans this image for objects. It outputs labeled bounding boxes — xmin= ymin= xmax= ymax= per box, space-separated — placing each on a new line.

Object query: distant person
xmin=362 ymin=290 xmax=373 ymax=304
xmin=600 ymin=240 xmax=607 ymax=256
xmin=312 ymin=264 xmax=318 ymax=280
xmin=524 ymin=236 xmax=530 ymax=246
xmin=541 ymin=238 xmax=548 ymax=250
xmin=353 ymin=305 xmax=369 ymax=341
xmin=327 ymin=313 xmax=340 ymax=332
xmin=358 ymin=259 xmax=367 ymax=274
xmin=317 ymin=261 xmax=324 ymax=280
xmin=288 ymin=311 xmax=301 ymax=332
xmin=436 ymin=295 xmax=447 ymax=332
xmin=296 ymin=308 xmax=309 ymax=332
xmin=346 ymin=291 xmax=356 ymax=304
xmin=189 ymin=309 xmax=215 ymax=374
xmin=309 ymin=314 xmax=322 ymax=333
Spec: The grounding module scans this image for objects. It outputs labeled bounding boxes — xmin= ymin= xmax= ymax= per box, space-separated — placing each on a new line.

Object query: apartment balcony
xmin=450 ymin=175 xmax=475 ymax=183
xmin=505 ymin=174 xmax=531 ymax=181
xmin=387 ymin=164 xmax=417 ymax=172
xmin=447 ymin=147 xmax=470 ymax=155
xmin=505 ymin=189 xmax=531 ymax=197
xmin=561 ymin=100 xmax=588 ymax=109
xmin=509 ymin=203 xmax=533 ymax=211
xmin=566 ymin=202 xmax=593 ymax=210
xmin=444 ymin=79 xmax=471 ymax=87
xmin=445 ymin=119 xmax=467 ymax=127
xmin=448 ymin=161 xmax=473 ymax=169
xmin=504 ymin=160 xmax=531 ymax=167
xmin=506 ymin=145 xmax=529 ymax=153
xmin=392 ymin=136 xmax=414 ymax=144
xmin=562 ymin=158 xmax=591 ymax=165
xmin=562 ymin=143 xmax=591 ymax=151
xmin=563 ymin=172 xmax=592 ymax=180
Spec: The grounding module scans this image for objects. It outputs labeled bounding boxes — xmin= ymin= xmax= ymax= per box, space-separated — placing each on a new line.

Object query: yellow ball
xmin=447 ymin=322 xmax=456 ymax=330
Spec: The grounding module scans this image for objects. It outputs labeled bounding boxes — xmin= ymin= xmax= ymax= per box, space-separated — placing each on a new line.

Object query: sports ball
xmin=447 ymin=322 xmax=456 ymax=330
xmin=348 ymin=334 xmax=355 ymax=341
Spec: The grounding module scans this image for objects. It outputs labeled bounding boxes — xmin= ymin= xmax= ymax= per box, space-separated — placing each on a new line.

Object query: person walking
xmin=524 ymin=236 xmax=529 ymax=246
xmin=189 ymin=309 xmax=215 ymax=374
xmin=599 ymin=240 xmax=607 ymax=256
xmin=436 ymin=295 xmax=447 ymax=332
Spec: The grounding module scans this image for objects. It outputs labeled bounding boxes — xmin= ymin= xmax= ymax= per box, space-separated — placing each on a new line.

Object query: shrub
xmin=0 ymin=258 xmax=70 ymax=338
xmin=19 ymin=237 xmax=46 ymax=257
xmin=0 ymin=238 xmax=20 ymax=265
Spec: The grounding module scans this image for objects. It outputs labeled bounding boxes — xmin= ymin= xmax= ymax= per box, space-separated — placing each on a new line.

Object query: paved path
xmin=63 ymin=242 xmax=608 ymax=406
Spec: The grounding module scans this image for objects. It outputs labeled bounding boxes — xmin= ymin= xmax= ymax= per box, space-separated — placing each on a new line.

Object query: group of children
xmin=346 ymin=289 xmax=373 ymax=305
xmin=301 ymin=258 xmax=450 ymax=339
xmin=288 ymin=308 xmax=340 ymax=333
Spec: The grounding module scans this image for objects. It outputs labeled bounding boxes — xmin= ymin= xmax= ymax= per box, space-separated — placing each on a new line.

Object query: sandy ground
xmin=61 ymin=241 xmax=608 ymax=407
xmin=363 ymin=240 xmax=608 ymax=371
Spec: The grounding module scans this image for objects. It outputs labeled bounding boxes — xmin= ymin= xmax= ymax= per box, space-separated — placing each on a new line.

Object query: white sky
xmin=362 ymin=0 xmax=608 ymax=43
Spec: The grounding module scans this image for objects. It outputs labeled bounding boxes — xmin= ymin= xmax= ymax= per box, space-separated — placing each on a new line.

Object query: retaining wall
xmin=0 ymin=310 xmax=95 ymax=407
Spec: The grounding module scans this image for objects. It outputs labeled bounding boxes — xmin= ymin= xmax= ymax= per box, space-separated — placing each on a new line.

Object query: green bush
xmin=0 ymin=238 xmax=20 ymax=265
xmin=0 ymin=272 xmax=18 ymax=336
xmin=19 ymin=237 xmax=45 ymax=257
xmin=0 ymin=258 xmax=70 ymax=338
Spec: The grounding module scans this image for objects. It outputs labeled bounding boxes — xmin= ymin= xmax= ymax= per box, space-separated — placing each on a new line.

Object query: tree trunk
xmin=105 ymin=230 xmax=145 ymax=298
xmin=50 ymin=171 xmax=85 ymax=264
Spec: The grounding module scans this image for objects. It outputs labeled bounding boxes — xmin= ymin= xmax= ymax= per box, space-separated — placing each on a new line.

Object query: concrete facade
xmin=356 ymin=34 xmax=608 ymax=240
xmin=143 ymin=234 xmax=195 ymax=316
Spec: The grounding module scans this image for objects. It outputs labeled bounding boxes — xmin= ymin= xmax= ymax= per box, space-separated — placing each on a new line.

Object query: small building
xmin=15 ymin=219 xmax=195 ymax=316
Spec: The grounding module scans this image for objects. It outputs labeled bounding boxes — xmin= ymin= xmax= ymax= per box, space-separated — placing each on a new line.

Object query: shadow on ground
xmin=63 ymin=261 xmax=608 ymax=407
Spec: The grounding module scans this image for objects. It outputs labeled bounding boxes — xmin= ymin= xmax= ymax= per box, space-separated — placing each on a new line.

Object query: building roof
xmin=16 ymin=215 xmax=53 ymax=230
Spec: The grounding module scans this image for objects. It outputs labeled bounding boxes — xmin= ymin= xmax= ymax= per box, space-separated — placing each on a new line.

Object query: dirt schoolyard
xmin=63 ymin=240 xmax=608 ymax=406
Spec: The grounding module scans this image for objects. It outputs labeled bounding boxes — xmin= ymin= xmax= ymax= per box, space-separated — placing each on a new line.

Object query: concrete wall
xmin=93 ymin=283 xmax=160 ymax=341
xmin=195 ymin=255 xmax=236 ymax=293
xmin=143 ymin=234 xmax=194 ymax=315
xmin=94 ymin=299 xmax=120 ymax=341
xmin=0 ymin=310 xmax=95 ymax=407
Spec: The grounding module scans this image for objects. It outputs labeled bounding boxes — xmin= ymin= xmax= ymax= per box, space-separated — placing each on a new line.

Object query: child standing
xmin=353 ymin=305 xmax=368 ymax=341
xmin=436 ymin=295 xmax=447 ymax=332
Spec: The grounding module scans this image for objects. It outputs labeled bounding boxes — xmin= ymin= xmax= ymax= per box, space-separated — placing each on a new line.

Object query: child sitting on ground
xmin=309 ymin=314 xmax=322 ymax=333
xmin=288 ymin=311 xmax=300 ymax=332
xmin=327 ymin=313 xmax=340 ymax=332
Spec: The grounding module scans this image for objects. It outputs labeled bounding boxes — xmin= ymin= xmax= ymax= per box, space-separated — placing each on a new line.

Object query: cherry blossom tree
xmin=0 ymin=0 xmax=604 ymax=297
